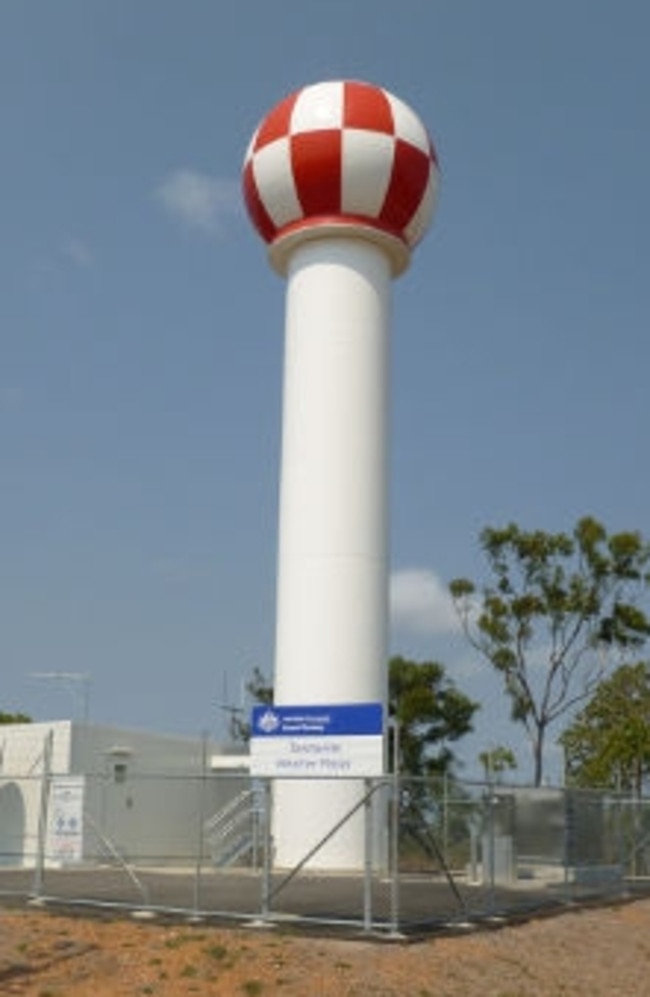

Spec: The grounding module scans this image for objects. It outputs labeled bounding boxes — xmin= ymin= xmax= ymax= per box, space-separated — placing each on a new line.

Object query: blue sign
xmin=250 ymin=702 xmax=385 ymax=777
xmin=251 ymin=702 xmax=383 ymax=738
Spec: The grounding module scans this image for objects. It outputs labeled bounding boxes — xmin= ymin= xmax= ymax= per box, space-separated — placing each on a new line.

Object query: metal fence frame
xmin=1 ymin=763 xmax=649 ymax=937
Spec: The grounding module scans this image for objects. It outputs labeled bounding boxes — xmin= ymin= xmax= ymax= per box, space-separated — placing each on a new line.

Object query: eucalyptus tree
xmin=388 ymin=656 xmax=478 ymax=778
xmin=561 ymin=662 xmax=650 ymax=795
xmin=450 ymin=517 xmax=650 ymax=786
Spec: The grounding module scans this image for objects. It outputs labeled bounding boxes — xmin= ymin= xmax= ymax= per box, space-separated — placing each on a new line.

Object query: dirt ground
xmin=1 ymin=897 xmax=649 ymax=996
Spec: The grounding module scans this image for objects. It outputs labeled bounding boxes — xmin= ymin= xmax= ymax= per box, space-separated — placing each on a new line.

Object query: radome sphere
xmin=243 ymin=80 xmax=439 ymax=273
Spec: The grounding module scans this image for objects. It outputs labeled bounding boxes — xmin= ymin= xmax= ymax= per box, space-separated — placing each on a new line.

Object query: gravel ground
xmin=1 ymin=897 xmax=649 ymax=995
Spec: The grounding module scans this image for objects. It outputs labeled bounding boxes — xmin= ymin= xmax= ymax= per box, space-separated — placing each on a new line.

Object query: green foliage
xmin=204 ymin=943 xmax=229 ymax=961
xmin=388 ymin=656 xmax=478 ymax=777
xmin=450 ymin=516 xmax=650 ymax=786
xmin=229 ymin=667 xmax=273 ymax=742
xmin=245 ymin=667 xmax=273 ymax=706
xmin=560 ymin=662 xmax=650 ymax=794
xmin=0 ymin=711 xmax=31 ymax=724
xmin=241 ymin=981 xmax=264 ymax=996
xmin=478 ymin=745 xmax=517 ymax=782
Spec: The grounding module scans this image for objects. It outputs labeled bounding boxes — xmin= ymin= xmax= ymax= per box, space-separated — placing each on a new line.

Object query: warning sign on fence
xmin=46 ymin=776 xmax=84 ymax=864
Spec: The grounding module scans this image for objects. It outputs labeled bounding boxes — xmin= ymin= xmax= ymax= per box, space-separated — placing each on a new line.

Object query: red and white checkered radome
xmin=243 ymin=80 xmax=439 ymax=272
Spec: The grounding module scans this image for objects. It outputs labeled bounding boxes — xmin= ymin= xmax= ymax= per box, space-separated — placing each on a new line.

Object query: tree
xmin=478 ymin=745 xmax=517 ymax=783
xmin=387 ymin=656 xmax=477 ymax=777
xmin=560 ymin=662 xmax=650 ymax=795
xmin=450 ymin=517 xmax=650 ymax=787
xmin=229 ymin=667 xmax=273 ymax=742
xmin=0 ymin=711 xmax=31 ymax=724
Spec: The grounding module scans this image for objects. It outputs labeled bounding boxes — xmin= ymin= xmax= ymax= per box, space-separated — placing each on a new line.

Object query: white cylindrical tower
xmin=275 ymin=235 xmax=391 ymax=707
xmin=243 ymin=80 xmax=439 ymax=868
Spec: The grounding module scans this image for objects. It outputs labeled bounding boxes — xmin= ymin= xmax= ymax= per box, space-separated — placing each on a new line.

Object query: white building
xmin=0 ymin=721 xmax=246 ymax=868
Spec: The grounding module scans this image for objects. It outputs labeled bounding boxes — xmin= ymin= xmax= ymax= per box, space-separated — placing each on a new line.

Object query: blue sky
xmin=2 ymin=1 xmax=649 ymax=782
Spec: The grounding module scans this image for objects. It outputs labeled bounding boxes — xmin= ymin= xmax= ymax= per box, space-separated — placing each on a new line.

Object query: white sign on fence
xmin=46 ymin=776 xmax=85 ymax=864
xmin=249 ymin=703 xmax=384 ymax=778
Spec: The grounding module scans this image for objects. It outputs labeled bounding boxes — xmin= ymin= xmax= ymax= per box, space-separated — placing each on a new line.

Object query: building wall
xmin=0 ymin=721 xmax=246 ymax=867
xmin=0 ymin=721 xmax=72 ymax=865
xmin=0 ymin=720 xmax=72 ymax=774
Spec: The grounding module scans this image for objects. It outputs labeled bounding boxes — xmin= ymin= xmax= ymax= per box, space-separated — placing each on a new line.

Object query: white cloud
xmin=154 ymin=169 xmax=239 ymax=235
xmin=390 ymin=568 xmax=460 ymax=636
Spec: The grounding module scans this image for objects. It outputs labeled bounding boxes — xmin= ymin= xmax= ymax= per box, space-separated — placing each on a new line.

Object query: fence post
xmin=32 ymin=729 xmax=53 ymax=899
xmin=388 ymin=720 xmax=400 ymax=937
xmin=615 ymin=793 xmax=626 ymax=893
xmin=633 ymin=790 xmax=642 ymax=881
xmin=363 ymin=778 xmax=373 ymax=932
xmin=260 ymin=777 xmax=272 ymax=921
xmin=192 ymin=731 xmax=209 ymax=917
xmin=486 ymin=786 xmax=496 ymax=915
xmin=442 ymin=771 xmax=449 ymax=867
xmin=562 ymin=786 xmax=571 ymax=903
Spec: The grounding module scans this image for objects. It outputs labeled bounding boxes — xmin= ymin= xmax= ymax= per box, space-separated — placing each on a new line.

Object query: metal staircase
xmin=204 ymin=785 xmax=266 ymax=869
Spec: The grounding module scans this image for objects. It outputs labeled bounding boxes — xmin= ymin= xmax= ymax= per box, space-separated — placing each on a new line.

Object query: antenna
xmin=214 ymin=672 xmax=246 ymax=741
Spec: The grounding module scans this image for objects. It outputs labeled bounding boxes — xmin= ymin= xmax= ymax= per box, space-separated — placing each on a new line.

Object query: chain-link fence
xmin=1 ymin=763 xmax=649 ymax=935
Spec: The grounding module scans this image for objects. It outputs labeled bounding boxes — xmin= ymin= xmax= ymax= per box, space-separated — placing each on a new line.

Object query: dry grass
xmin=1 ymin=898 xmax=649 ymax=995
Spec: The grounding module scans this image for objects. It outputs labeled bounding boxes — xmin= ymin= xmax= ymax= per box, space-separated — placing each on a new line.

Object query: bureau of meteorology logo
xmin=257 ymin=708 xmax=281 ymax=734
